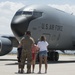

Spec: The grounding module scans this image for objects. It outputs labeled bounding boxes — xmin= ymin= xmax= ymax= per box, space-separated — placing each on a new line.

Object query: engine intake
xmin=0 ymin=37 xmax=12 ymax=56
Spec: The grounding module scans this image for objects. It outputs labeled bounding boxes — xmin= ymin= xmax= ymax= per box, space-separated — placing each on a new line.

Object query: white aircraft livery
xmin=0 ymin=5 xmax=75 ymax=61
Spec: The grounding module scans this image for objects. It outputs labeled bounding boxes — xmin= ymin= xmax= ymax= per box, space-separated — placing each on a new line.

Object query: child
xmin=17 ymin=44 xmax=22 ymax=73
xmin=31 ymin=44 xmax=39 ymax=73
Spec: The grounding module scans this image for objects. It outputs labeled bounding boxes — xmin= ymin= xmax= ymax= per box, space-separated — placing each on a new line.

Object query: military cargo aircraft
xmin=0 ymin=5 xmax=75 ymax=61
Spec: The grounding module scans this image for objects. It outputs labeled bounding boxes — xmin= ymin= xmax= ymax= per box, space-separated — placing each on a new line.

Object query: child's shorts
xmin=39 ymin=51 xmax=47 ymax=57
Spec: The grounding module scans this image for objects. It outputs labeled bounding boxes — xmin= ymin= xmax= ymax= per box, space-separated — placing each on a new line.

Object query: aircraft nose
xmin=12 ymin=16 xmax=27 ymax=23
xmin=11 ymin=16 xmax=35 ymax=38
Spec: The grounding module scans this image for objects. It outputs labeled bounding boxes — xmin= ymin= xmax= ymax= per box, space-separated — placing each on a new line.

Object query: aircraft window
xmin=33 ymin=12 xmax=42 ymax=17
xmin=15 ymin=11 xmax=23 ymax=15
xmin=15 ymin=11 xmax=42 ymax=17
xmin=22 ymin=11 xmax=32 ymax=15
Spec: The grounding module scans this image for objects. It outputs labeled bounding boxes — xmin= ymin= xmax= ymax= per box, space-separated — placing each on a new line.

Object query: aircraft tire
xmin=47 ymin=51 xmax=59 ymax=61
xmin=54 ymin=52 xmax=59 ymax=61
xmin=48 ymin=52 xmax=55 ymax=61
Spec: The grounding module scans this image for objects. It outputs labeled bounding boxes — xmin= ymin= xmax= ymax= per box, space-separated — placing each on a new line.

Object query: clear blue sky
xmin=0 ymin=0 xmax=75 ymax=5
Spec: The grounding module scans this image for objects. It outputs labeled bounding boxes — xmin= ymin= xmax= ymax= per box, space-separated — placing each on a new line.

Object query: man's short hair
xmin=25 ymin=31 xmax=31 ymax=36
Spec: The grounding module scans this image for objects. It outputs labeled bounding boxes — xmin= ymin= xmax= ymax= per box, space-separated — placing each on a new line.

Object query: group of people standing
xmin=17 ymin=31 xmax=49 ymax=74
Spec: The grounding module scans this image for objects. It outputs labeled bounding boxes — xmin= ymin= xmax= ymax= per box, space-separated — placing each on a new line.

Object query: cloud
xmin=0 ymin=1 xmax=24 ymax=35
xmin=49 ymin=4 xmax=75 ymax=15
xmin=0 ymin=1 xmax=75 ymax=35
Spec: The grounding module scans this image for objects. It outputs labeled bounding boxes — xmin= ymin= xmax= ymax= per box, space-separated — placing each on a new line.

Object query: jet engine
xmin=0 ymin=37 xmax=13 ymax=56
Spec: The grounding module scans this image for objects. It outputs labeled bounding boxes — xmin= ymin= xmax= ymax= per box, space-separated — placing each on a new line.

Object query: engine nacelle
xmin=0 ymin=37 xmax=13 ymax=56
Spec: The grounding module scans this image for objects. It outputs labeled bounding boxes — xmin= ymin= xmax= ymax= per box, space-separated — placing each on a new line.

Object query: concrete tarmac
xmin=0 ymin=54 xmax=75 ymax=75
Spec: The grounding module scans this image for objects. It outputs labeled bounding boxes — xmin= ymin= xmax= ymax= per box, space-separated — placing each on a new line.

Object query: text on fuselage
xmin=41 ymin=23 xmax=63 ymax=31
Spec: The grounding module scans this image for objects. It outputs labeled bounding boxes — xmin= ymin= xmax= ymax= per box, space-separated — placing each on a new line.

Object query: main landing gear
xmin=47 ymin=51 xmax=59 ymax=61
xmin=36 ymin=50 xmax=59 ymax=62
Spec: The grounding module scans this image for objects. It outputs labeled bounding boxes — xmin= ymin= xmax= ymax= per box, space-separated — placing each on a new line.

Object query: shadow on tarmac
xmin=0 ymin=58 xmax=75 ymax=65
xmin=3 ymin=60 xmax=75 ymax=65
xmin=0 ymin=59 xmax=17 ymax=61
xmin=48 ymin=60 xmax=75 ymax=64
xmin=15 ymin=72 xmax=46 ymax=74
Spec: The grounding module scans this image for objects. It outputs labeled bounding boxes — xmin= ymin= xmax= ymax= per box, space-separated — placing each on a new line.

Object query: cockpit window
xmin=15 ymin=10 xmax=42 ymax=18
xmin=22 ymin=11 xmax=32 ymax=15
xmin=15 ymin=11 xmax=32 ymax=16
xmin=22 ymin=11 xmax=42 ymax=17
xmin=15 ymin=11 xmax=23 ymax=16
xmin=33 ymin=11 xmax=42 ymax=17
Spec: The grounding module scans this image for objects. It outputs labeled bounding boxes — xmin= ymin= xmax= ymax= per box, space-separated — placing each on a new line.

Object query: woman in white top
xmin=37 ymin=35 xmax=49 ymax=73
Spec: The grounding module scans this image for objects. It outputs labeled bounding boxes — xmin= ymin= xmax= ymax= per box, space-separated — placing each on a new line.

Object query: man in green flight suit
xmin=20 ymin=31 xmax=35 ymax=73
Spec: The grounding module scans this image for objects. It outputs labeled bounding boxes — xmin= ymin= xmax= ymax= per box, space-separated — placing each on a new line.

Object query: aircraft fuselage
xmin=11 ymin=5 xmax=75 ymax=50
